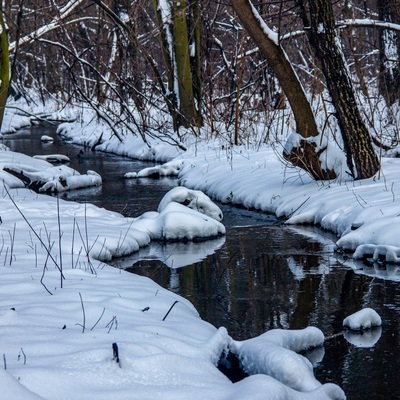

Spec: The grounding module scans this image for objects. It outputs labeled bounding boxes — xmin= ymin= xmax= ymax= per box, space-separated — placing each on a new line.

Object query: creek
xmin=4 ymin=123 xmax=400 ymax=399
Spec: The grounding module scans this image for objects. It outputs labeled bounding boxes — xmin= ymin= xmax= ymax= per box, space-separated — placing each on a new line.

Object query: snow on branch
xmin=9 ymin=2 xmax=91 ymax=52
xmin=249 ymin=1 xmax=278 ymax=45
xmin=337 ymin=18 xmax=400 ymax=32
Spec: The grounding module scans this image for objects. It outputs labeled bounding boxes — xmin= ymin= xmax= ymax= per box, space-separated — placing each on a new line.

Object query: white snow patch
xmin=231 ymin=327 xmax=326 ymax=392
xmin=343 ymin=308 xmax=382 ymax=330
xmin=158 ymin=186 xmax=224 ymax=222
xmin=40 ymin=135 xmax=54 ymax=142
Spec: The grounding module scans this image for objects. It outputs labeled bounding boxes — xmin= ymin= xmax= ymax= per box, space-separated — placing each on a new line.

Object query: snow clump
xmin=158 ymin=186 xmax=224 ymax=222
xmin=343 ymin=308 xmax=382 ymax=331
xmin=230 ymin=326 xmax=345 ymax=398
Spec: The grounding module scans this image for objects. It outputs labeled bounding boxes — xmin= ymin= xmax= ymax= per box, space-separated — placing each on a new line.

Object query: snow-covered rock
xmin=41 ymin=135 xmax=54 ymax=142
xmin=125 ymin=159 xmax=184 ymax=178
xmin=1 ymin=150 xmax=101 ymax=192
xmin=158 ymin=186 xmax=223 ymax=222
xmin=231 ymin=327 xmax=326 ymax=392
xmin=343 ymin=308 xmax=382 ymax=331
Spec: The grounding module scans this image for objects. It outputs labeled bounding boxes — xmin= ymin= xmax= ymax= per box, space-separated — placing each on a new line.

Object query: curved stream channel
xmin=5 ymin=124 xmax=400 ymax=399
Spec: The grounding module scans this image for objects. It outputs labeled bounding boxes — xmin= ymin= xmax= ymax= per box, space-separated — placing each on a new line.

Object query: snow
xmin=157 ymin=186 xmax=224 ymax=221
xmin=343 ymin=308 xmax=382 ymax=331
xmin=3 ymin=99 xmax=399 ymax=399
xmin=41 ymin=135 xmax=53 ymax=143
xmin=125 ymin=159 xmax=183 ymax=178
xmin=0 ymin=143 xmax=344 ymax=399
xmin=0 ymin=148 xmax=101 ymax=192
xmin=33 ymin=154 xmax=70 ymax=164
xmin=231 ymin=327 xmax=325 ymax=391
xmin=250 ymin=2 xmax=279 ymax=45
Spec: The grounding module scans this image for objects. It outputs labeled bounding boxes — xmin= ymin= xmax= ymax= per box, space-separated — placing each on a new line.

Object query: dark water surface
xmin=4 ymin=124 xmax=400 ymax=399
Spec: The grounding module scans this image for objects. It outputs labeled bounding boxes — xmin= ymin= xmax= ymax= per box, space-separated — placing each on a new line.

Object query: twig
xmin=106 ymin=316 xmax=118 ymax=333
xmin=286 ymin=196 xmax=311 ymax=219
xmin=162 ymin=301 xmax=179 ymax=321
xmin=8 ymin=224 xmax=16 ymax=266
xmin=112 ymin=343 xmax=121 ymax=367
xmin=352 ymin=191 xmax=366 ymax=209
xmin=19 ymin=348 xmax=27 ymax=365
xmin=325 ymin=331 xmax=345 ymax=340
xmin=40 ymin=243 xmax=54 ymax=295
xmin=57 ymin=195 xmax=63 ymax=288
xmin=4 ymin=184 xmax=65 ymax=280
xmin=77 ymin=292 xmax=86 ymax=333
xmin=90 ymin=308 xmax=106 ymax=331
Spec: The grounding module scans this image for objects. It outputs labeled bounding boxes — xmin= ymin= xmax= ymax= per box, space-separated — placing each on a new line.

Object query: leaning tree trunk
xmin=0 ymin=7 xmax=9 ymax=131
xmin=231 ymin=0 xmax=337 ymax=180
xmin=378 ymin=0 xmax=400 ymax=106
xmin=306 ymin=0 xmax=380 ymax=179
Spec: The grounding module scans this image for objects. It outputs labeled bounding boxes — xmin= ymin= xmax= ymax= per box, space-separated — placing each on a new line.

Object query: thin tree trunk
xmin=173 ymin=0 xmax=201 ymax=128
xmin=378 ymin=0 xmax=400 ymax=105
xmin=0 ymin=7 xmax=10 ymax=130
xmin=231 ymin=0 xmax=318 ymax=139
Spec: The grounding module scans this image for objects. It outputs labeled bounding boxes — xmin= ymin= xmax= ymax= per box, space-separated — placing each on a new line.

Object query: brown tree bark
xmin=0 ymin=6 xmax=9 ymax=130
xmin=303 ymin=0 xmax=380 ymax=179
xmin=231 ymin=0 xmax=337 ymax=180
xmin=378 ymin=0 xmax=400 ymax=105
xmin=231 ymin=0 xmax=318 ymax=139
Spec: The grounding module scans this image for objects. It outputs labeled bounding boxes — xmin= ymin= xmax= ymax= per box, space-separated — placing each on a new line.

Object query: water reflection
xmin=344 ymin=327 xmax=382 ymax=348
xmin=113 ymin=236 xmax=226 ymax=269
xmin=123 ymin=225 xmax=337 ymax=339
xmin=352 ymin=259 xmax=400 ymax=281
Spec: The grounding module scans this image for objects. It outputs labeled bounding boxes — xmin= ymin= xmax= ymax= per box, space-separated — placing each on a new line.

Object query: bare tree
xmin=153 ymin=0 xmax=202 ymax=130
xmin=0 ymin=4 xmax=10 ymax=130
xmin=230 ymin=0 xmax=338 ymax=180
xmin=378 ymin=0 xmax=400 ymax=105
xmin=231 ymin=0 xmax=381 ymax=180
xmin=301 ymin=0 xmax=380 ymax=179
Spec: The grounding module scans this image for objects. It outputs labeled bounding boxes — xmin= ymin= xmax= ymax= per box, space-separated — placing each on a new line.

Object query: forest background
xmin=1 ymin=0 xmax=400 ymax=182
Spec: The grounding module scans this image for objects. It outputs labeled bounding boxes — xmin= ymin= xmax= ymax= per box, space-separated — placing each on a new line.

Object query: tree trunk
xmin=305 ymin=0 xmax=380 ymax=179
xmin=173 ymin=0 xmax=201 ymax=128
xmin=0 ymin=7 xmax=9 ymax=131
xmin=153 ymin=0 xmax=179 ymax=130
xmin=231 ymin=0 xmax=337 ymax=180
xmin=378 ymin=0 xmax=400 ymax=105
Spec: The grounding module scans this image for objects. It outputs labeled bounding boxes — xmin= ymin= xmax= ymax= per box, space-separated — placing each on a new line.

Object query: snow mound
xmin=131 ymin=201 xmax=225 ymax=245
xmin=125 ymin=159 xmax=184 ymax=178
xmin=231 ymin=375 xmax=345 ymax=400
xmin=33 ymin=154 xmax=70 ymax=164
xmin=353 ymin=244 xmax=400 ymax=264
xmin=158 ymin=186 xmax=223 ymax=222
xmin=0 ymin=369 xmax=45 ymax=400
xmin=41 ymin=135 xmax=53 ymax=142
xmin=231 ymin=327 xmax=326 ymax=392
xmin=1 ymin=150 xmax=101 ymax=192
xmin=343 ymin=308 xmax=382 ymax=331
xmin=159 ymin=202 xmax=225 ymax=240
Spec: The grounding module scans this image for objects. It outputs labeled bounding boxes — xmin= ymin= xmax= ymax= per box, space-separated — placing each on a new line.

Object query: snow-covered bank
xmin=0 ymin=149 xmax=345 ymax=399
